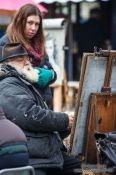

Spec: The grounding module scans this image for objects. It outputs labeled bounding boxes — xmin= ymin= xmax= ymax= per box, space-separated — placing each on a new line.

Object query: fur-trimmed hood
xmin=0 ymin=64 xmax=19 ymax=80
xmin=0 ymin=64 xmax=39 ymax=83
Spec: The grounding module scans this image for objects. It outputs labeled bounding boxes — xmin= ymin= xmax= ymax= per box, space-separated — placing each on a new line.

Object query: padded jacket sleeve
xmin=0 ymin=77 xmax=69 ymax=133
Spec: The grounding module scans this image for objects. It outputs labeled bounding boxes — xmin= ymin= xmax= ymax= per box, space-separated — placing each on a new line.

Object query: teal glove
xmin=36 ymin=67 xmax=53 ymax=88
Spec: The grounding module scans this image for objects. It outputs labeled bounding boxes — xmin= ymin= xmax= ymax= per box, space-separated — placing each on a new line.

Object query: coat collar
xmin=0 ymin=64 xmax=18 ymax=80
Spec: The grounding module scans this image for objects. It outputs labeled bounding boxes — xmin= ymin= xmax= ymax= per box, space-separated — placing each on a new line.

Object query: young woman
xmin=0 ymin=3 xmax=56 ymax=109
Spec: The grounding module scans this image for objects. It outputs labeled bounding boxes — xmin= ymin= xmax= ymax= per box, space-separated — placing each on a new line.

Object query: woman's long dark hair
xmin=6 ymin=3 xmax=46 ymax=57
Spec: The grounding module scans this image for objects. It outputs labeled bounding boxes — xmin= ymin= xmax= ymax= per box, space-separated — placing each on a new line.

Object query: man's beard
xmin=8 ymin=63 xmax=39 ymax=83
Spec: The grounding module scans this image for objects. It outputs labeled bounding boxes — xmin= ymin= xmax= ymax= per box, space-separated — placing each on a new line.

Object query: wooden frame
xmin=70 ymin=50 xmax=116 ymax=159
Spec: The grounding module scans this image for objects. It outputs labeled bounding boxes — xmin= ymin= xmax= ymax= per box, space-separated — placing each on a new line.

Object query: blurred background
xmin=0 ymin=0 xmax=116 ymax=81
xmin=37 ymin=0 xmax=115 ymax=82
xmin=0 ymin=0 xmax=116 ymax=111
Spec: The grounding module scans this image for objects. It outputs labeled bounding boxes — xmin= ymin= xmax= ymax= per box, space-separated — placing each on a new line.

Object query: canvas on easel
xmin=70 ymin=50 xmax=116 ymax=166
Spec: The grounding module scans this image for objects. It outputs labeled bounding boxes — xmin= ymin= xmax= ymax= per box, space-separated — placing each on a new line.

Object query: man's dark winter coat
xmin=0 ymin=64 xmax=69 ymax=168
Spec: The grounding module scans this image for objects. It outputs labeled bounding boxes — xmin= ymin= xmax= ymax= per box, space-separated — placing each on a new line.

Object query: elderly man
xmin=0 ymin=43 xmax=81 ymax=175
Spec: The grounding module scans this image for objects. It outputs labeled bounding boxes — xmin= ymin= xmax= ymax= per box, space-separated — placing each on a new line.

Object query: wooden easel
xmin=69 ymin=49 xmax=116 ymax=175
xmin=85 ymin=50 xmax=116 ymax=164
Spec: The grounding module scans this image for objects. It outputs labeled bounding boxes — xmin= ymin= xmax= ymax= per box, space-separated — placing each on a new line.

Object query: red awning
xmin=0 ymin=0 xmax=48 ymax=13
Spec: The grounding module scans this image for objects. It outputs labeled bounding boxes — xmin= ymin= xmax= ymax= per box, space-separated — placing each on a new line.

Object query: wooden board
xmin=85 ymin=93 xmax=116 ymax=163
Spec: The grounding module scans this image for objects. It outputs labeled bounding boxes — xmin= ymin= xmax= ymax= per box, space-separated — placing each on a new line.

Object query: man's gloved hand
xmin=35 ymin=67 xmax=53 ymax=88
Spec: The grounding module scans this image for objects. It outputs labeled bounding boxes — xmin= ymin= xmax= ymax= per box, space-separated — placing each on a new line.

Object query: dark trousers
xmin=0 ymin=153 xmax=29 ymax=169
xmin=35 ymin=154 xmax=82 ymax=175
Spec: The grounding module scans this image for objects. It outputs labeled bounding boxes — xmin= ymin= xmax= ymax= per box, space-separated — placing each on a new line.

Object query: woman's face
xmin=24 ymin=15 xmax=40 ymax=39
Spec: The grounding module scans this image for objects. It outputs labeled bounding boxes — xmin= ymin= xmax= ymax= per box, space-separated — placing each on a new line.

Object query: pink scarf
xmin=27 ymin=42 xmax=44 ymax=66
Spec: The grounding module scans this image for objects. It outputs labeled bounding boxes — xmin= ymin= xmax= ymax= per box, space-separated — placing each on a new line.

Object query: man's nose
xmin=24 ymin=58 xmax=30 ymax=65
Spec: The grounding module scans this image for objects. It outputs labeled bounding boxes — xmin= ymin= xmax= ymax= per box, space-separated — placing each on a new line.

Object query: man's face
xmin=24 ymin=15 xmax=40 ymax=39
xmin=7 ymin=56 xmax=39 ymax=83
xmin=9 ymin=56 xmax=31 ymax=69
